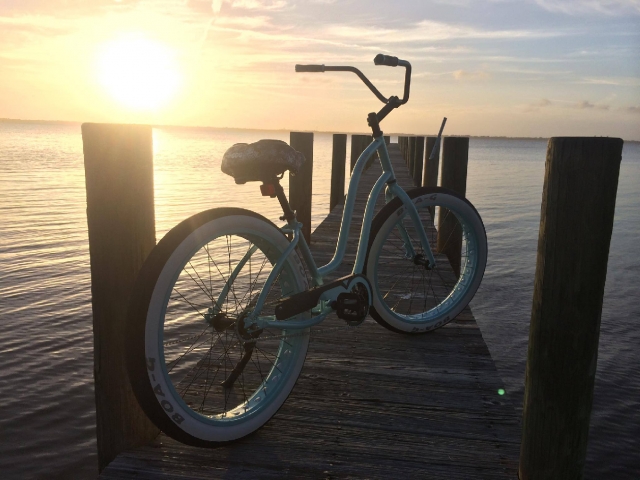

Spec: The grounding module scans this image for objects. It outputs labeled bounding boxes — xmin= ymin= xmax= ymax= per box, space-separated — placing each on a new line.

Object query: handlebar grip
xmin=374 ymin=54 xmax=399 ymax=67
xmin=295 ymin=64 xmax=325 ymax=73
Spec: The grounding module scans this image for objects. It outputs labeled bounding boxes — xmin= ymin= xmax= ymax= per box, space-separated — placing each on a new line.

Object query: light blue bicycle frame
xmin=228 ymin=136 xmax=436 ymax=330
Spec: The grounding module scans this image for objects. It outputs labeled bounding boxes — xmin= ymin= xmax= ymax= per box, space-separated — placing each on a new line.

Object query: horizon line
xmin=1 ymin=117 xmax=637 ymax=143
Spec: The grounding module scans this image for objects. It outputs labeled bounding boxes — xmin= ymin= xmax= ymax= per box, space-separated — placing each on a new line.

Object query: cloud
xmin=186 ymin=0 xmax=216 ymax=14
xmin=0 ymin=0 xmax=139 ymax=16
xmin=453 ymin=69 xmax=491 ymax=80
xmin=580 ymin=76 xmax=640 ymax=86
xmin=188 ymin=0 xmax=286 ymax=15
xmin=577 ymin=100 xmax=610 ymax=110
xmin=626 ymin=106 xmax=640 ymax=114
xmin=525 ymin=98 xmax=615 ymax=112
xmin=215 ymin=15 xmax=271 ymax=28
xmin=523 ymin=98 xmax=553 ymax=112
xmin=326 ymin=19 xmax=565 ymax=44
xmin=535 ymin=0 xmax=640 ymax=15
xmin=0 ymin=15 xmax=71 ymax=42
xmin=231 ymin=0 xmax=287 ymax=9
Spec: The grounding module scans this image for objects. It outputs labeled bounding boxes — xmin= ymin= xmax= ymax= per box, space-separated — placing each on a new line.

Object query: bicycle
xmin=126 ymin=54 xmax=488 ymax=447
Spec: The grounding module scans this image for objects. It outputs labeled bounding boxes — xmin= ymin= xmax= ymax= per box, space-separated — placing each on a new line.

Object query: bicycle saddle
xmin=221 ymin=139 xmax=305 ymax=184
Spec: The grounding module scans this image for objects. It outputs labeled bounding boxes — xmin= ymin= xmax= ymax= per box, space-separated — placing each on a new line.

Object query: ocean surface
xmin=0 ymin=122 xmax=638 ymax=479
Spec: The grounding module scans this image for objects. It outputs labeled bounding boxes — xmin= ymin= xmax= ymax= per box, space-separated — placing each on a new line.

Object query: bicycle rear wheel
xmin=127 ymin=208 xmax=309 ymax=446
xmin=365 ymin=187 xmax=487 ymax=333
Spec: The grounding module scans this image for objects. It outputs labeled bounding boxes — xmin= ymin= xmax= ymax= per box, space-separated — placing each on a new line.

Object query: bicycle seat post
xmin=262 ymin=179 xmax=296 ymax=224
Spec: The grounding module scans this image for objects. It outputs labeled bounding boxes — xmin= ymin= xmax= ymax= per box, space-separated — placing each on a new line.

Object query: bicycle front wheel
xmin=127 ymin=208 xmax=310 ymax=447
xmin=365 ymin=187 xmax=487 ymax=333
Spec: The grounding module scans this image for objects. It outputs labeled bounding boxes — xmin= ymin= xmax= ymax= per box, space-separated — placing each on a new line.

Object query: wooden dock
xmin=100 ymin=143 xmax=521 ymax=479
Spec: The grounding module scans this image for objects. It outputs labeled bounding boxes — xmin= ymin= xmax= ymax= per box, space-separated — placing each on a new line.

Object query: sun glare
xmin=97 ymin=36 xmax=181 ymax=111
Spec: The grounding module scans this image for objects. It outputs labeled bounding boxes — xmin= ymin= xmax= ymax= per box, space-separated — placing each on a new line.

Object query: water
xmin=0 ymin=123 xmax=638 ymax=479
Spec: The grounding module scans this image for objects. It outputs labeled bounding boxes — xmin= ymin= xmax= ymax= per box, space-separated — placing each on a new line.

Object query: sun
xmin=97 ymin=36 xmax=181 ymax=111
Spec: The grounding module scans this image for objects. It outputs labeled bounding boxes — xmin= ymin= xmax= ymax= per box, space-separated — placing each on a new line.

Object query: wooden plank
xmin=100 ymin=143 xmax=520 ymax=479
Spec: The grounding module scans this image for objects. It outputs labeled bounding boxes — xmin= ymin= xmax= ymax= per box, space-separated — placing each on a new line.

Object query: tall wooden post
xmin=408 ymin=137 xmax=415 ymax=171
xmin=519 ymin=137 xmax=623 ymax=480
xmin=437 ymin=136 xmax=469 ymax=276
xmin=82 ymin=123 xmax=159 ymax=472
xmin=290 ymin=132 xmax=314 ymax=243
xmin=384 ymin=135 xmax=390 ymax=145
xmin=330 ymin=133 xmax=347 ymax=211
xmin=423 ymin=136 xmax=439 ymax=188
xmin=350 ymin=134 xmax=371 ymax=172
xmin=412 ymin=136 xmax=425 ymax=187
xmin=402 ymin=136 xmax=407 ymax=163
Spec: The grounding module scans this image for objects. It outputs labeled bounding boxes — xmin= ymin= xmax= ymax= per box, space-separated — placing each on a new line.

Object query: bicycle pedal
xmin=334 ymin=290 xmax=368 ymax=326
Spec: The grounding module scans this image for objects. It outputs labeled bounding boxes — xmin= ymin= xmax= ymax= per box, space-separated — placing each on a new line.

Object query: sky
xmin=0 ymin=0 xmax=639 ymax=139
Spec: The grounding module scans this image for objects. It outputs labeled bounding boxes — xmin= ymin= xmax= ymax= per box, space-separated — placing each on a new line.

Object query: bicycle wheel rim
xmin=144 ymin=215 xmax=309 ymax=442
xmin=368 ymin=189 xmax=486 ymax=331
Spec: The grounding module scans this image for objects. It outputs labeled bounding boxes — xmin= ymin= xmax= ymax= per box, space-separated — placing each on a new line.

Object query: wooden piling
xmin=384 ymin=135 xmax=390 ymax=145
xmin=412 ymin=136 xmax=425 ymax=187
xmin=407 ymin=137 xmax=415 ymax=171
xmin=519 ymin=137 xmax=624 ymax=480
xmin=289 ymin=132 xmax=314 ymax=243
xmin=330 ymin=134 xmax=347 ymax=211
xmin=423 ymin=136 xmax=439 ymax=188
xmin=350 ymin=134 xmax=372 ymax=172
xmin=437 ymin=136 xmax=469 ymax=276
xmin=82 ymin=123 xmax=160 ymax=472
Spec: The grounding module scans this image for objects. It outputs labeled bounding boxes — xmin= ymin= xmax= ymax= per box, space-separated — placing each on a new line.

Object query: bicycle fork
xmin=384 ymin=182 xmax=437 ymax=269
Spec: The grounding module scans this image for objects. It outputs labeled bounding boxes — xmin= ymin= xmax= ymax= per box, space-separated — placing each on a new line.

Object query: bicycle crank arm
xmin=274 ymin=274 xmax=370 ymax=320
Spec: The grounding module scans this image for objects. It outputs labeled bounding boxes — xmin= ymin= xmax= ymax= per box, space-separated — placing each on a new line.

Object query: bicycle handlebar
xmin=295 ymin=54 xmax=412 ymax=108
xmin=373 ymin=54 xmax=398 ymax=67
xmin=295 ymin=64 xmax=325 ymax=73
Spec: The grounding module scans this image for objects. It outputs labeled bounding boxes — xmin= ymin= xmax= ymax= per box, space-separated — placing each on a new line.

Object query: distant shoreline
xmin=2 ymin=117 xmax=638 ymax=143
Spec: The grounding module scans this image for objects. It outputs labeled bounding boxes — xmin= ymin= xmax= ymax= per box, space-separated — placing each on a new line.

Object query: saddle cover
xmin=221 ymin=139 xmax=306 ymax=184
